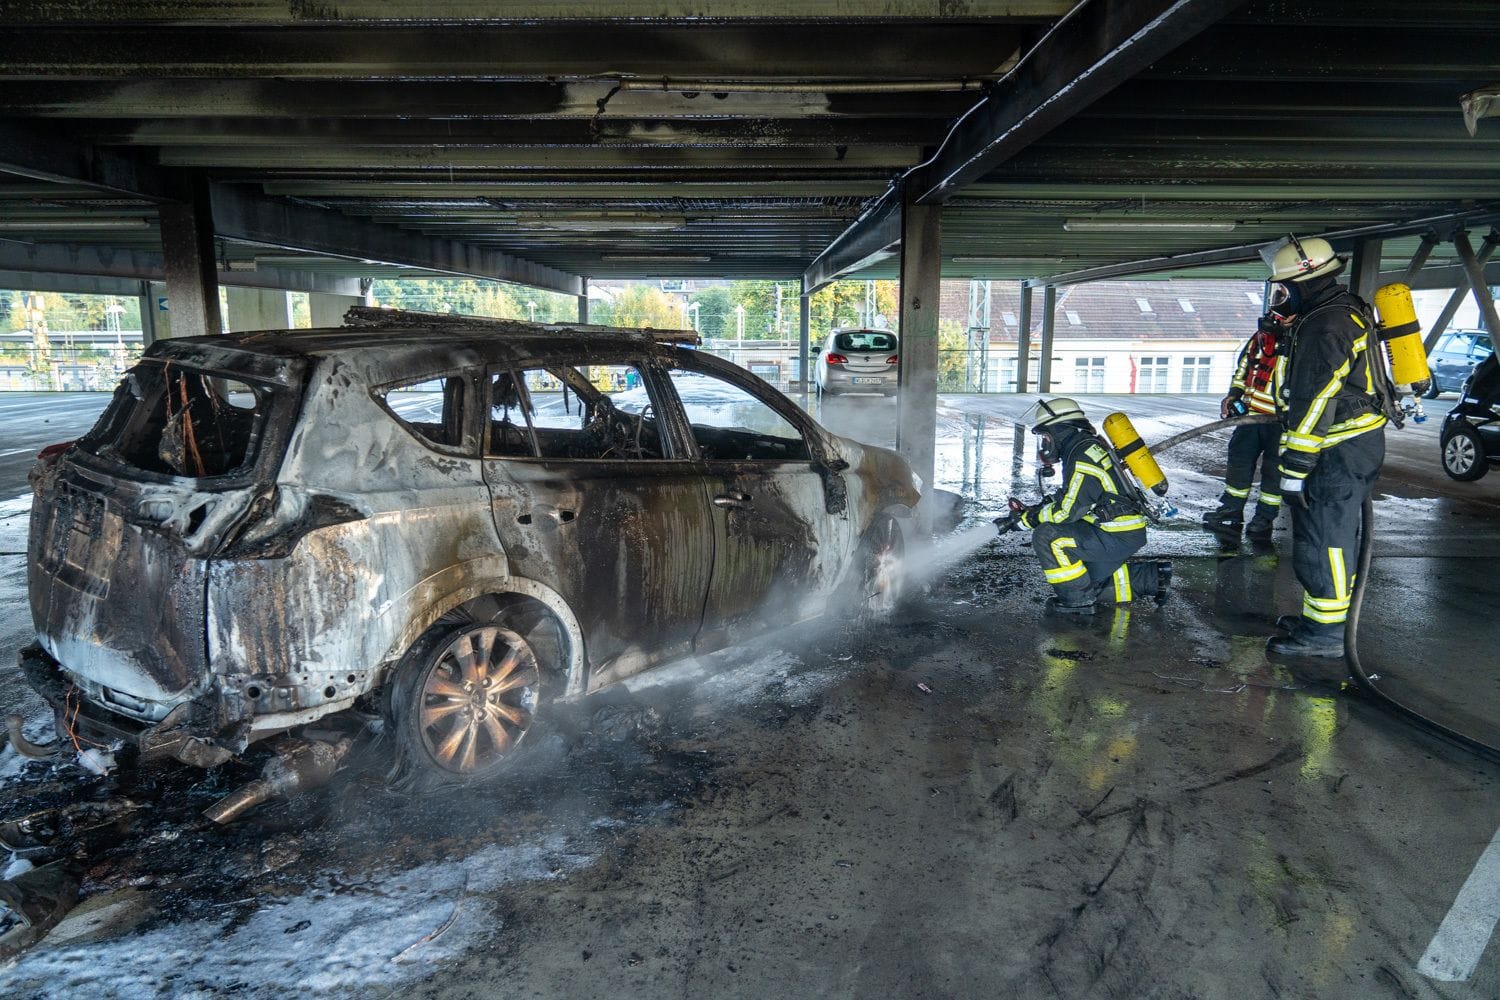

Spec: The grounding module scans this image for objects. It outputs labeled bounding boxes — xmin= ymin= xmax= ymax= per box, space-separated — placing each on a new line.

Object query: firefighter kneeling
xmin=997 ymin=398 xmax=1172 ymax=615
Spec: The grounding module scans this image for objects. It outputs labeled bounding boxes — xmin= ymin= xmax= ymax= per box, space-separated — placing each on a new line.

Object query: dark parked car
xmin=1425 ymin=329 xmax=1492 ymax=398
xmin=1439 ymin=352 xmax=1500 ymax=481
xmin=21 ymin=310 xmax=919 ymax=790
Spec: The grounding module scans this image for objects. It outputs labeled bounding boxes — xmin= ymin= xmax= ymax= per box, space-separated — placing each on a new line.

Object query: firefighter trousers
xmin=1032 ymin=520 xmax=1158 ymax=605
xmin=1290 ymin=429 xmax=1385 ymax=633
xmin=1220 ymin=422 xmax=1282 ymax=521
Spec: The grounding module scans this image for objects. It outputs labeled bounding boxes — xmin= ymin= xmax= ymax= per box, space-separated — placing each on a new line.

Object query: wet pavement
xmin=1 ymin=391 xmax=1499 ymax=998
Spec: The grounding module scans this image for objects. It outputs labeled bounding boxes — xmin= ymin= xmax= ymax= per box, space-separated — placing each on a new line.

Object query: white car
xmin=814 ymin=328 xmax=900 ymax=398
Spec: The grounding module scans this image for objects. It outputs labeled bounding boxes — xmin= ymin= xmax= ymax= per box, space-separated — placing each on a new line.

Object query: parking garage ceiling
xmin=0 ymin=0 xmax=1497 ymax=290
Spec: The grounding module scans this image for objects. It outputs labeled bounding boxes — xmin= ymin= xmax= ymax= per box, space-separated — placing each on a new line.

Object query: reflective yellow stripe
xmin=1330 ymin=547 xmax=1348 ymax=601
xmin=1293 ymin=333 xmax=1365 ymax=439
xmin=1321 ymin=411 xmax=1387 ymax=446
xmin=1046 ymin=564 xmax=1089 ymax=584
xmin=1113 ymin=565 xmax=1133 ymax=603
xmin=1225 ymin=485 xmax=1251 ymax=499
xmin=1045 ymin=536 xmax=1086 ymax=583
xmin=1099 ymin=515 xmax=1148 ymax=532
xmin=1042 ymin=469 xmax=1089 ymax=523
xmin=1303 ymin=598 xmax=1349 ymax=624
xmin=1305 ymin=594 xmax=1350 ymax=611
xmin=1260 ymin=493 xmax=1283 ymax=507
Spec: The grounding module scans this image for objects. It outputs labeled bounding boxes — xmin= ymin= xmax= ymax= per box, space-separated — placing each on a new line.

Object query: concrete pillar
xmin=798 ymin=284 xmax=811 ymax=404
xmin=309 ymin=291 xmax=363 ymax=328
xmin=896 ymin=193 xmax=942 ymax=493
xmin=225 ymin=287 xmax=294 ymax=332
xmin=1015 ymin=283 xmax=1033 ymax=394
xmin=577 ymin=277 xmax=590 ymax=324
xmin=1038 ymin=285 xmax=1057 ymax=393
xmin=157 ymin=176 xmax=221 ymax=338
xmin=1349 ymin=238 xmax=1384 ymax=301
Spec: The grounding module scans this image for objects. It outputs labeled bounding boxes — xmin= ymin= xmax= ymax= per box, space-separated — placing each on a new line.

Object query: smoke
xmin=900 ymin=521 xmax=1004 ymax=591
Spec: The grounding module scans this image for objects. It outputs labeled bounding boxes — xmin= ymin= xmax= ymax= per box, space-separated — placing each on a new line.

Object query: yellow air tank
xmin=1373 ymin=282 xmax=1432 ymax=390
xmin=1103 ymin=412 xmax=1169 ymax=496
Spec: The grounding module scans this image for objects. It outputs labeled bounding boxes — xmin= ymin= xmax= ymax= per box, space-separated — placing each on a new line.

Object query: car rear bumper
xmin=17 ymin=642 xmax=328 ymax=768
xmin=824 ymin=370 xmax=898 ymax=393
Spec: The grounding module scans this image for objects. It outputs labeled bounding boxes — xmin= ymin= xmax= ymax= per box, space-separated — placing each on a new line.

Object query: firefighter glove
xmin=1280 ymin=475 xmax=1309 ymax=510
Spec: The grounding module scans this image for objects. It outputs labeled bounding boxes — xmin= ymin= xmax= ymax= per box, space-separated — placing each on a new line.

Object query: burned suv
xmin=22 ymin=310 xmax=917 ymax=784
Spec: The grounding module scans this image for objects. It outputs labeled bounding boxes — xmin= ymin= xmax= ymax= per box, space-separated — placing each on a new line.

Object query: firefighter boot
xmin=1266 ymin=618 xmax=1345 ymax=658
xmin=1245 ymin=510 xmax=1276 ymax=543
xmin=1202 ymin=496 xmax=1245 ymax=542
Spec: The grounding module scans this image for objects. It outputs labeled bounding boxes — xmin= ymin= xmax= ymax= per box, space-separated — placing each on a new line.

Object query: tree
xmin=937 ymin=319 xmax=972 ymax=391
xmin=607 ymin=285 xmax=685 ymax=329
xmin=689 ymin=285 xmax=734 ymax=340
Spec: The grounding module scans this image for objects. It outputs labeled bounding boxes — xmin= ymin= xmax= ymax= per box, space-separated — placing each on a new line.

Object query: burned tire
xmin=386 ymin=617 xmax=545 ymax=783
xmin=850 ymin=516 xmax=907 ymax=622
xmin=1441 ymin=424 xmax=1489 ymax=481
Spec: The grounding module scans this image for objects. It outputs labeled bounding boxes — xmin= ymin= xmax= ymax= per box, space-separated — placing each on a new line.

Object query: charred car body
xmin=22 ymin=310 xmax=918 ymax=782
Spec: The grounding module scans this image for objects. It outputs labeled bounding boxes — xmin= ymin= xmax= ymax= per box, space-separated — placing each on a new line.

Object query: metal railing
xmin=0 ymin=345 xmax=143 ymax=391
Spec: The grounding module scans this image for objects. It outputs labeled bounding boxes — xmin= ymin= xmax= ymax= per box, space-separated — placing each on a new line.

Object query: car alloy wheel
xmin=1442 ymin=425 xmax=1489 ymax=482
xmin=412 ymin=624 xmax=541 ymax=776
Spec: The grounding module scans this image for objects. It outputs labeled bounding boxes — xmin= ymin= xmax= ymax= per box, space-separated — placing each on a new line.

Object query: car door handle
xmin=713 ymin=492 xmax=752 ymax=509
xmin=517 ymin=505 xmax=576 ymax=526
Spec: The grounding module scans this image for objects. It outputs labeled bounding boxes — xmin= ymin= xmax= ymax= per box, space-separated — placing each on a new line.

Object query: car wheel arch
xmin=378 ymin=574 xmax=587 ymax=699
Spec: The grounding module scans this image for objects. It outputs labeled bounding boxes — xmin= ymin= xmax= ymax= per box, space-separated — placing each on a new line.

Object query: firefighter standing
xmin=1203 ymin=315 xmax=1285 ymax=542
xmin=998 ymin=398 xmax=1172 ymax=615
xmin=1265 ymin=236 xmax=1387 ymax=657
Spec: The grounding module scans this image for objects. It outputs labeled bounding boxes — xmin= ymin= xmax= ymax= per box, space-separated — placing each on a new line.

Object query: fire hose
xmin=1151 ymin=413 xmax=1500 ymax=765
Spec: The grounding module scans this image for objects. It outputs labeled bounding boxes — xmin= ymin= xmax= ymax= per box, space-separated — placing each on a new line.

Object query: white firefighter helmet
xmin=1028 ymin=397 xmax=1088 ymax=430
xmin=1268 ymin=235 xmax=1343 ymax=283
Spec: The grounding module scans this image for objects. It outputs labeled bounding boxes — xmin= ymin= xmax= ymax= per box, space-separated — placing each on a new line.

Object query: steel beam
xmin=0 ymin=80 xmax=977 ymax=122
xmin=1423 ymin=231 xmax=1499 ymax=350
xmin=896 ymin=195 xmax=942 ymax=495
xmin=0 ymin=119 xmax=176 ymax=200
xmin=1026 ymin=208 xmax=1500 ymax=287
xmin=1401 ymin=231 xmax=1440 ymax=284
xmin=0 ymin=120 xmax=582 ymax=294
xmin=1038 ymin=285 xmax=1056 ymax=393
xmin=207 ymin=185 xmax=581 ymax=295
xmin=803 ymin=0 xmax=1239 ymax=288
xmin=0 ymin=23 xmax=1027 ymax=81
xmin=577 ymin=277 xmax=589 ymax=325
xmin=0 ymin=241 xmax=365 ymax=296
xmin=1015 ymin=283 xmax=1032 ymax=394
xmin=1383 ymin=261 xmax=1500 ymax=293
xmin=4 ymin=1 xmax=1073 ymax=21
xmin=913 ymin=0 xmax=1243 ymax=204
xmin=86 ymin=116 xmax=947 ymax=149
xmin=1455 ymin=230 xmax=1500 ymax=339
xmin=0 ymin=270 xmax=140 ymax=295
xmin=802 ymin=195 xmax=902 ymax=293
xmin=1349 ymin=239 xmax=1383 ymax=302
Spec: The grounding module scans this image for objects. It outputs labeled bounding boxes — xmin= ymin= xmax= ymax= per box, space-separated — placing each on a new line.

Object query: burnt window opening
xmin=666 ymin=369 xmax=809 ymax=462
xmin=81 ymin=363 xmax=268 ymax=479
xmin=377 ymin=374 xmax=469 ymax=452
xmin=489 ymin=364 xmax=669 ymax=461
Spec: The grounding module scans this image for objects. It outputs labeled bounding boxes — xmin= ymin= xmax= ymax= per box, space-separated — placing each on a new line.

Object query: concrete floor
xmin=0 ymin=391 xmax=1498 ymax=998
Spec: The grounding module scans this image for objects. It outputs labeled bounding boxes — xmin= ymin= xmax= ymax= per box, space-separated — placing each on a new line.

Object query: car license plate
xmin=852 ymin=377 xmax=883 ymax=385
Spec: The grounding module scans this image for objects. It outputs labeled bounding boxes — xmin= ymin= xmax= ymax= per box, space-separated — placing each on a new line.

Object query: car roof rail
xmin=340 ymin=306 xmax=701 ymax=345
